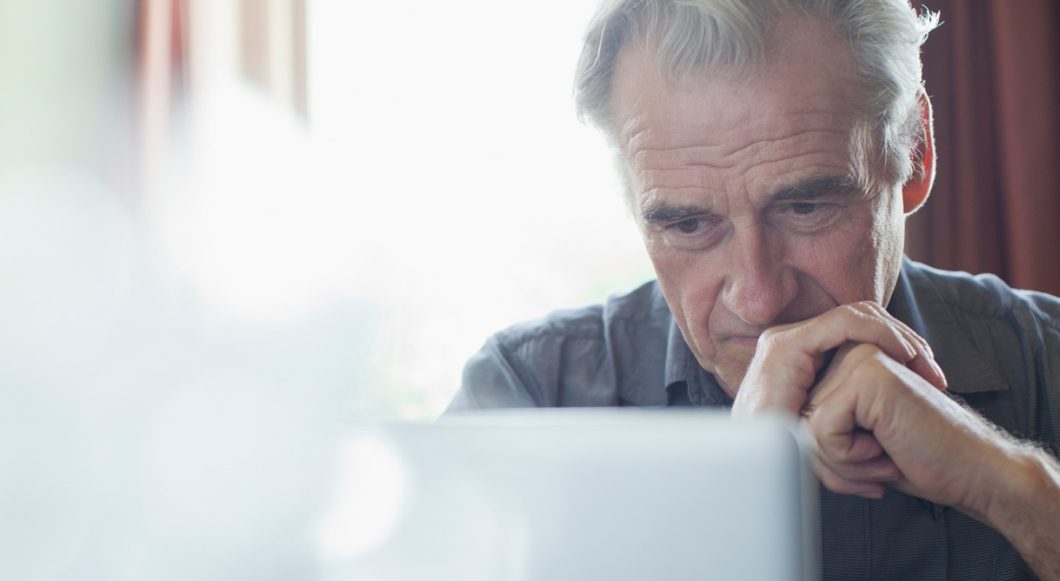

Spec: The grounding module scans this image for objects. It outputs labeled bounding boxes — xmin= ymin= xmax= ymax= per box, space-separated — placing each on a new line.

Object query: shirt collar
xmin=663 ymin=317 xmax=733 ymax=407
xmin=663 ymin=317 xmax=690 ymax=389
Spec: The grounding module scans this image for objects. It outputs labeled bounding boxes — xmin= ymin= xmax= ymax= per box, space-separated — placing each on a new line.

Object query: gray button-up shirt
xmin=449 ymin=259 xmax=1060 ymax=580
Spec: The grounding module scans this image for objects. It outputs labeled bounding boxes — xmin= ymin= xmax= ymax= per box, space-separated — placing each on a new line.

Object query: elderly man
xmin=448 ymin=0 xmax=1060 ymax=578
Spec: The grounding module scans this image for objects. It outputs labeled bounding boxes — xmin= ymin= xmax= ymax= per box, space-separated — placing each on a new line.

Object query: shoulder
xmin=491 ymin=279 xmax=669 ymax=348
xmin=904 ymin=260 xmax=1060 ymax=328
xmin=901 ymin=260 xmax=1060 ymax=448
xmin=450 ymin=280 xmax=671 ymax=410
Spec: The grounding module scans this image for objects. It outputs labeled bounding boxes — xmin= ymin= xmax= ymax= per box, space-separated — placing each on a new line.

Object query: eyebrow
xmin=771 ymin=175 xmax=859 ymax=202
xmin=640 ymin=175 xmax=859 ymax=224
xmin=642 ymin=204 xmax=709 ymax=224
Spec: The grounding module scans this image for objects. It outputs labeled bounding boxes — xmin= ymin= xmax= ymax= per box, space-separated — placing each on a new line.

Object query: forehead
xmin=609 ymin=17 xmax=862 ymax=157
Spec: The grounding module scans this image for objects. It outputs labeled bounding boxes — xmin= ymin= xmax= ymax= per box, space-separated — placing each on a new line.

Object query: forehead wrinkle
xmin=631 ymin=187 xmax=716 ymax=212
xmin=635 ymin=147 xmax=852 ymax=205
xmin=627 ymin=121 xmax=852 ymax=174
xmin=635 ymin=165 xmax=728 ymax=195
xmin=745 ymin=150 xmax=852 ymax=179
xmin=631 ymin=144 xmax=737 ymax=171
xmin=619 ymin=115 xmax=653 ymax=155
xmin=721 ymin=127 xmax=851 ymax=160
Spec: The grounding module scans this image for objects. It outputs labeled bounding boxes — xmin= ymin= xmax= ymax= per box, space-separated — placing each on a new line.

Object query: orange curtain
xmin=908 ymin=0 xmax=1060 ymax=295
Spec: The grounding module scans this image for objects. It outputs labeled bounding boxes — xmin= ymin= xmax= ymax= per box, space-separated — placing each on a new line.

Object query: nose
xmin=721 ymin=227 xmax=797 ymax=327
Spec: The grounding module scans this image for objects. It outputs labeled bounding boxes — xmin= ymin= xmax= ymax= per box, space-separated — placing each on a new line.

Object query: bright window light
xmin=148 ymin=0 xmax=654 ymax=418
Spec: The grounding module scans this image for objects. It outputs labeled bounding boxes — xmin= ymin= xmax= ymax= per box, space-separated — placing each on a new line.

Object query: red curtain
xmin=907 ymin=0 xmax=1060 ymax=295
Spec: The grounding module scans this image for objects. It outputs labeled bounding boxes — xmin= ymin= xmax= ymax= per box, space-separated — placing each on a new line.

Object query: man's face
xmin=610 ymin=19 xmax=908 ymax=397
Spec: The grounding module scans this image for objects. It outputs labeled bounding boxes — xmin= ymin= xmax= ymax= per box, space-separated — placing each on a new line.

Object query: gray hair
xmin=574 ymin=0 xmax=940 ymax=201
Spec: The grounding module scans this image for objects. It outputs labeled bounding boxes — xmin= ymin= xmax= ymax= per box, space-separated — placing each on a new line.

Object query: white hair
xmin=574 ymin=0 xmax=940 ymax=201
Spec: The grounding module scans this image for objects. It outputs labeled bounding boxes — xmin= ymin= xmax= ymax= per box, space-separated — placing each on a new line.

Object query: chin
xmin=710 ymin=359 xmax=751 ymax=399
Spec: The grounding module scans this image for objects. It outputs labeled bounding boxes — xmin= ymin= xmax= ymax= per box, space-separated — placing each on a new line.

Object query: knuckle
xmin=816 ymin=434 xmax=859 ymax=465
xmin=837 ymin=302 xmax=877 ymax=326
xmin=849 ymin=301 xmax=878 ymax=315
xmin=860 ymin=300 xmax=887 ymax=316
xmin=839 ymin=345 xmax=887 ymax=384
xmin=836 ymin=303 xmax=862 ymax=319
xmin=847 ymin=342 xmax=883 ymax=362
xmin=758 ymin=327 xmax=784 ymax=348
xmin=759 ymin=326 xmax=781 ymax=340
xmin=839 ymin=301 xmax=894 ymax=330
xmin=830 ymin=444 xmax=858 ymax=464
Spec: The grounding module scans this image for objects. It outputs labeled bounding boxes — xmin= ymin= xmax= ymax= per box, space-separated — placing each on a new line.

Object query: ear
xmin=902 ymin=90 xmax=936 ymax=214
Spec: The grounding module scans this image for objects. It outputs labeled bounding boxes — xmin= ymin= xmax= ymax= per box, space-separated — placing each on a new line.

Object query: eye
xmin=657 ymin=215 xmax=728 ymax=251
xmin=773 ymin=200 xmax=841 ymax=233
xmin=674 ymin=218 xmax=704 ymax=234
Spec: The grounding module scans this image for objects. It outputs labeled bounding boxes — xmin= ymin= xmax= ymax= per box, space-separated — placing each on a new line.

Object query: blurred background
xmin=0 ymin=1 xmax=650 ymax=579
xmin=0 ymin=0 xmax=653 ymax=421
xmin=0 ymin=1 xmax=1055 ymax=580
xmin=909 ymin=0 xmax=1059 ymax=295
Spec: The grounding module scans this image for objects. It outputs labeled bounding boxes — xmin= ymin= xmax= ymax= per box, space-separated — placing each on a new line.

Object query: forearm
xmin=981 ymin=445 xmax=1060 ymax=580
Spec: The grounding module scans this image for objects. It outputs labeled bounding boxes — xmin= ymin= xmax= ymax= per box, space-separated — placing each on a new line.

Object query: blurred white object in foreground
xmin=319 ymin=411 xmax=820 ymax=581
xmin=0 ymin=166 xmax=345 ymax=580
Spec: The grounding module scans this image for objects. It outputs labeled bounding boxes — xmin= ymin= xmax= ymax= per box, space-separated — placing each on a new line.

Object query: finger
xmin=860 ymin=301 xmax=927 ymax=350
xmin=739 ymin=301 xmax=937 ymax=417
xmin=816 ymin=452 xmax=901 ymax=484
xmin=805 ymin=386 xmax=891 ymax=499
xmin=860 ymin=302 xmax=947 ymax=391
xmin=905 ymin=353 xmax=948 ymax=391
xmin=781 ymin=303 xmax=918 ymax=371
xmin=805 ymin=340 xmax=875 ymax=406
xmin=803 ymin=416 xmax=901 ymax=483
xmin=812 ymin=456 xmax=887 ymax=500
xmin=817 ymin=429 xmax=885 ymax=464
xmin=804 ymin=367 xmax=871 ymax=462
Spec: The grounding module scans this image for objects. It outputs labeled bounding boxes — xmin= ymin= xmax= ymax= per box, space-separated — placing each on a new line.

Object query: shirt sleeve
xmin=445 ymin=337 xmax=542 ymax=412
xmin=1023 ymin=290 xmax=1060 ymax=457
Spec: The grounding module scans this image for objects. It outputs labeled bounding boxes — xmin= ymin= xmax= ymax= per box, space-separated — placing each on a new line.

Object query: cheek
xmin=646 ymin=245 xmax=725 ymax=352
xmin=870 ymin=194 xmax=908 ymax=299
xmin=647 ymin=248 xmax=693 ymax=316
xmin=794 ymin=205 xmax=896 ymax=303
xmin=647 ymin=244 xmax=718 ymax=306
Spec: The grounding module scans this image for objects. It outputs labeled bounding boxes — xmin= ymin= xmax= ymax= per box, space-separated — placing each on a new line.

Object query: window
xmin=143 ymin=0 xmax=653 ymax=417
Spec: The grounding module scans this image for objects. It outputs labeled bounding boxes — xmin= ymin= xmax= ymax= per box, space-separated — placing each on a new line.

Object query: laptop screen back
xmin=322 ymin=409 xmax=819 ymax=581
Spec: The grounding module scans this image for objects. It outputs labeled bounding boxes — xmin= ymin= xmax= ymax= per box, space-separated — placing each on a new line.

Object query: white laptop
xmin=320 ymin=409 xmax=819 ymax=581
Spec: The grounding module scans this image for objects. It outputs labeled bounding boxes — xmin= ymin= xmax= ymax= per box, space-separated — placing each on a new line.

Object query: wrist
xmin=975 ymin=444 xmax=1060 ymax=537
xmin=971 ymin=446 xmax=1060 ymax=579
